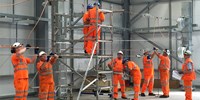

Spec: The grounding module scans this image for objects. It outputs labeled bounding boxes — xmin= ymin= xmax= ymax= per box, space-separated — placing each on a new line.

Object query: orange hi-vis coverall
xmin=141 ymin=56 xmax=154 ymax=93
xmin=11 ymin=53 xmax=31 ymax=100
xmin=158 ymin=54 xmax=170 ymax=96
xmin=127 ymin=61 xmax=141 ymax=100
xmin=85 ymin=6 xmax=105 ymax=54
xmin=83 ymin=11 xmax=90 ymax=50
xmin=182 ymin=58 xmax=196 ymax=100
xmin=37 ymin=58 xmax=57 ymax=100
xmin=108 ymin=58 xmax=126 ymax=99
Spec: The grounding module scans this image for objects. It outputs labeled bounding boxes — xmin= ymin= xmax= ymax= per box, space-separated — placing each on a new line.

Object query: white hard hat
xmin=118 ymin=51 xmax=123 ymax=55
xmin=163 ymin=49 xmax=170 ymax=55
xmin=39 ymin=51 xmax=47 ymax=57
xmin=12 ymin=42 xmax=22 ymax=48
xmin=184 ymin=50 xmax=192 ymax=55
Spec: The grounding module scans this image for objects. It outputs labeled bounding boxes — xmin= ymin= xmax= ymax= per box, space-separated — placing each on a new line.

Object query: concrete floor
xmin=1 ymin=90 xmax=200 ymax=100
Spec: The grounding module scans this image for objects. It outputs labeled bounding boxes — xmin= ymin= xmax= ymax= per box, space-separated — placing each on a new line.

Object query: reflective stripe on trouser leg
xmin=161 ymin=80 xmax=169 ymax=96
xmin=141 ymin=76 xmax=150 ymax=93
xmin=48 ymin=83 xmax=55 ymax=100
xmin=184 ymin=80 xmax=192 ymax=100
xmin=113 ymin=74 xmax=119 ymax=98
xmin=148 ymin=75 xmax=154 ymax=93
xmin=119 ymin=74 xmax=126 ymax=97
xmin=39 ymin=83 xmax=50 ymax=100
xmin=14 ymin=78 xmax=29 ymax=100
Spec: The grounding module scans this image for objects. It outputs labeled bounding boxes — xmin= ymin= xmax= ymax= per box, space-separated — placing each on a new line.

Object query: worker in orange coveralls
xmin=179 ymin=50 xmax=196 ymax=100
xmin=123 ymin=58 xmax=141 ymax=100
xmin=83 ymin=4 xmax=93 ymax=53
xmin=108 ymin=51 xmax=127 ymax=100
xmin=37 ymin=51 xmax=59 ymax=100
xmin=11 ymin=42 xmax=38 ymax=100
xmin=85 ymin=2 xmax=105 ymax=54
xmin=141 ymin=51 xmax=156 ymax=97
xmin=155 ymin=48 xmax=171 ymax=98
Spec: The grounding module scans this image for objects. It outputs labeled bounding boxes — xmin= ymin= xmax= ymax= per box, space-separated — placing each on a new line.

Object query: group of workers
xmin=82 ymin=2 xmax=105 ymax=54
xmin=8 ymin=2 xmax=196 ymax=100
xmin=108 ymin=49 xmax=196 ymax=100
xmin=11 ymin=42 xmax=59 ymax=100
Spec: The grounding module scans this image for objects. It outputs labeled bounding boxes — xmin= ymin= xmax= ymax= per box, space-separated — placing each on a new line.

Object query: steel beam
xmin=130 ymin=0 xmax=160 ymax=25
xmin=134 ymin=32 xmax=183 ymax=63
xmin=130 ymin=0 xmax=190 ymax=5
xmin=102 ymin=0 xmax=123 ymax=5
xmin=122 ymin=0 xmax=130 ymax=57
xmin=0 ymin=13 xmax=49 ymax=22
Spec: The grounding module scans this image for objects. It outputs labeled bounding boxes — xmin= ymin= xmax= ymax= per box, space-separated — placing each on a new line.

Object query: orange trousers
xmin=14 ymin=78 xmax=29 ymax=100
xmin=83 ymin=26 xmax=89 ymax=50
xmin=133 ymin=78 xmax=141 ymax=100
xmin=183 ymin=80 xmax=192 ymax=100
xmin=141 ymin=75 xmax=154 ymax=93
xmin=85 ymin=25 xmax=101 ymax=54
xmin=39 ymin=83 xmax=55 ymax=100
xmin=160 ymin=71 xmax=170 ymax=96
xmin=113 ymin=74 xmax=126 ymax=99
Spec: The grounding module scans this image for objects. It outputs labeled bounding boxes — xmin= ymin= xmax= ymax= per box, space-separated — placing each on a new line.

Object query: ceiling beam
xmin=102 ymin=0 xmax=123 ymax=6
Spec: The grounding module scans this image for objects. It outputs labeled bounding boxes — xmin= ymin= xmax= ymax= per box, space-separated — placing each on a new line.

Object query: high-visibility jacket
xmin=182 ymin=58 xmax=196 ymax=81
xmin=108 ymin=58 xmax=124 ymax=72
xmin=143 ymin=56 xmax=154 ymax=76
xmin=37 ymin=58 xmax=56 ymax=84
xmin=88 ymin=7 xmax=105 ymax=24
xmin=83 ymin=11 xmax=90 ymax=25
xmin=11 ymin=54 xmax=31 ymax=79
xmin=127 ymin=61 xmax=141 ymax=79
xmin=158 ymin=55 xmax=170 ymax=71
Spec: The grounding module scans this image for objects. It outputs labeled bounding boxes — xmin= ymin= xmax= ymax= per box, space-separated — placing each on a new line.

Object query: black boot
xmin=121 ymin=96 xmax=128 ymax=99
xmin=140 ymin=93 xmax=146 ymax=97
xmin=159 ymin=95 xmax=169 ymax=98
xmin=149 ymin=93 xmax=156 ymax=96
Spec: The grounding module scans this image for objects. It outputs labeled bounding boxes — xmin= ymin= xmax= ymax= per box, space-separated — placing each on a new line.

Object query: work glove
xmin=147 ymin=55 xmax=151 ymax=60
xmin=153 ymin=47 xmax=158 ymax=51
xmin=34 ymin=47 xmax=39 ymax=54
xmin=49 ymin=52 xmax=55 ymax=56
xmin=11 ymin=47 xmax=16 ymax=53
xmin=25 ymin=44 xmax=31 ymax=49
xmin=47 ymin=56 xmax=51 ymax=62
xmin=178 ymin=71 xmax=184 ymax=74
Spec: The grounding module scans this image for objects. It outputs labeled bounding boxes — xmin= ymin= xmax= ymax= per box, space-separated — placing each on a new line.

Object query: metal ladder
xmin=76 ymin=7 xmax=114 ymax=100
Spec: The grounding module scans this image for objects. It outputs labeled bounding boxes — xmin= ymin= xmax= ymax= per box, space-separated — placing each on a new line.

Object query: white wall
xmin=130 ymin=1 xmax=200 ymax=85
xmin=0 ymin=0 xmax=36 ymax=96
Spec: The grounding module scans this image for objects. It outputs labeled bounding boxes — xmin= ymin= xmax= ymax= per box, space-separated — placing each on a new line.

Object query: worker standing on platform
xmin=37 ymin=51 xmax=59 ymax=100
xmin=180 ymin=50 xmax=196 ymax=100
xmin=85 ymin=2 xmax=105 ymax=54
xmin=141 ymin=50 xmax=156 ymax=96
xmin=11 ymin=42 xmax=38 ymax=100
xmin=83 ymin=4 xmax=93 ymax=53
xmin=123 ymin=58 xmax=141 ymax=100
xmin=154 ymin=48 xmax=171 ymax=98
xmin=108 ymin=51 xmax=127 ymax=100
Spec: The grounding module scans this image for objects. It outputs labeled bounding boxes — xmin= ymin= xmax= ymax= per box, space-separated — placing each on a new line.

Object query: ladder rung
xmin=98 ymin=71 xmax=113 ymax=74
xmin=55 ymin=70 xmax=67 ymax=73
xmin=98 ymin=40 xmax=112 ymax=43
xmin=100 ymin=24 xmax=113 ymax=28
xmin=100 ymin=9 xmax=113 ymax=13
xmin=60 ymin=53 xmax=113 ymax=58
xmin=99 ymin=86 xmax=112 ymax=90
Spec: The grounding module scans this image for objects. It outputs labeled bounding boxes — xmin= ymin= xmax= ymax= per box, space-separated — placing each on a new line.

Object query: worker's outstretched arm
xmin=151 ymin=52 xmax=156 ymax=60
xmin=29 ymin=54 xmax=37 ymax=64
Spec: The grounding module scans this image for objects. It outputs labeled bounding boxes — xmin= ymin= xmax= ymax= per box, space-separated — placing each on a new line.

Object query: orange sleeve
xmin=158 ymin=54 xmax=163 ymax=59
xmin=127 ymin=62 xmax=133 ymax=70
xmin=49 ymin=57 xmax=57 ymax=65
xmin=26 ymin=58 xmax=31 ymax=64
xmin=36 ymin=62 xmax=42 ymax=71
xmin=108 ymin=59 xmax=114 ymax=67
xmin=83 ymin=12 xmax=89 ymax=24
xmin=11 ymin=54 xmax=18 ymax=65
xmin=99 ymin=12 xmax=105 ymax=22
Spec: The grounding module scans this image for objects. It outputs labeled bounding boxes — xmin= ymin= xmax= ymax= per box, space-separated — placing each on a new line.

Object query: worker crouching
xmin=123 ymin=58 xmax=141 ymax=100
xmin=37 ymin=51 xmax=59 ymax=100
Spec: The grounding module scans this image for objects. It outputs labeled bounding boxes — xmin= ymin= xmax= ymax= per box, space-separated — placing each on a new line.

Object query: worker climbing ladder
xmin=51 ymin=0 xmax=117 ymax=100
